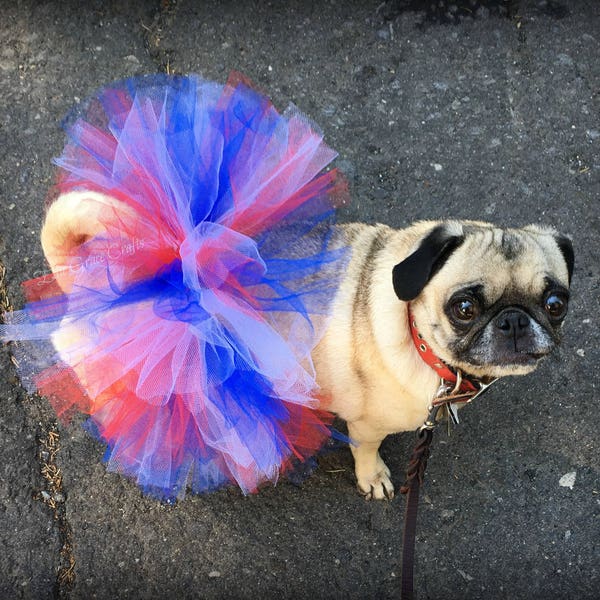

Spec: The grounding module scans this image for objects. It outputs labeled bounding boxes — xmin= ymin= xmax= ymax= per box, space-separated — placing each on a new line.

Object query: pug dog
xmin=40 ymin=197 xmax=573 ymax=500
xmin=313 ymin=220 xmax=573 ymax=499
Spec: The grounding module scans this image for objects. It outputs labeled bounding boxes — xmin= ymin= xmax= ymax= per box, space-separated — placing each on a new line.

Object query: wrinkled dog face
xmin=393 ymin=222 xmax=574 ymax=378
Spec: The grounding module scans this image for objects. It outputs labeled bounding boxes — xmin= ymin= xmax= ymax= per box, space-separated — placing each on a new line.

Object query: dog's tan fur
xmin=313 ymin=221 xmax=571 ymax=498
xmin=42 ymin=194 xmax=573 ymax=500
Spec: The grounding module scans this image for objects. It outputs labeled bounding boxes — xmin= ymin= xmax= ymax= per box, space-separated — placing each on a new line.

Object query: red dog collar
xmin=408 ymin=307 xmax=477 ymax=394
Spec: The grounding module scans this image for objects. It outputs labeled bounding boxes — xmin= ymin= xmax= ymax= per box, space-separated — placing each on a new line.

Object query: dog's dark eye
xmin=544 ymin=292 xmax=568 ymax=321
xmin=451 ymin=298 xmax=478 ymax=321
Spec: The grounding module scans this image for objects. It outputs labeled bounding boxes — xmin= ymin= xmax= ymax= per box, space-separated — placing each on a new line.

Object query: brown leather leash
xmin=399 ymin=380 xmax=496 ymax=599
xmin=400 ymin=423 xmax=434 ymax=600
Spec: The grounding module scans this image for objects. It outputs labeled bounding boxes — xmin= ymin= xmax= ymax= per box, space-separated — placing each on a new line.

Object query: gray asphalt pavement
xmin=0 ymin=1 xmax=598 ymax=598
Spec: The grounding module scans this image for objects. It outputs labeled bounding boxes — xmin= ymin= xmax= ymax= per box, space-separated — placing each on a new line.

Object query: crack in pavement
xmin=141 ymin=0 xmax=180 ymax=74
xmin=37 ymin=423 xmax=75 ymax=598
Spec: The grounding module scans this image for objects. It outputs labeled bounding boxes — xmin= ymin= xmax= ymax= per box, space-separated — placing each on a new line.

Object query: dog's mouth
xmin=515 ymin=349 xmax=551 ymax=362
xmin=463 ymin=346 xmax=552 ymax=366
xmin=449 ymin=344 xmax=554 ymax=379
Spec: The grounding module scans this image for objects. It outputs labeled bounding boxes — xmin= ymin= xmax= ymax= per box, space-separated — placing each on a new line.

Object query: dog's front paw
xmin=356 ymin=456 xmax=394 ymax=501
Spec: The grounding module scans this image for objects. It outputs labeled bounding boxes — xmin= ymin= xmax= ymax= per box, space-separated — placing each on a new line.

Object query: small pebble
xmin=559 ymin=471 xmax=576 ymax=489
xmin=457 ymin=569 xmax=474 ymax=581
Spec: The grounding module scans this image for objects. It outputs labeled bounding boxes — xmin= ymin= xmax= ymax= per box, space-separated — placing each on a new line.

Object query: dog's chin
xmin=451 ymin=350 xmax=551 ymax=379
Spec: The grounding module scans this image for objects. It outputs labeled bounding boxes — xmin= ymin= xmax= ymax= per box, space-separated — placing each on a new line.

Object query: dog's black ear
xmin=554 ymin=234 xmax=574 ymax=285
xmin=392 ymin=225 xmax=464 ymax=301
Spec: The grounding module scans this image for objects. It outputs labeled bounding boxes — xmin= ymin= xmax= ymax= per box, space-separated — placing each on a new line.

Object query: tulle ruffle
xmin=1 ymin=74 xmax=348 ymax=499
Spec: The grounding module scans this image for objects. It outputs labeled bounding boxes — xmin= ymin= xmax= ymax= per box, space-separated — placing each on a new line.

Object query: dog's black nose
xmin=494 ymin=309 xmax=530 ymax=338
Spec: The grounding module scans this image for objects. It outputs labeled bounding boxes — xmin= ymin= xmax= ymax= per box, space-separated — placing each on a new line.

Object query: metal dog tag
xmin=447 ymin=402 xmax=460 ymax=425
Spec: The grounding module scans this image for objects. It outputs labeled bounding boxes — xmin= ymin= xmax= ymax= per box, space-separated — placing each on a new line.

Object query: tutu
xmin=1 ymin=73 xmax=348 ymax=500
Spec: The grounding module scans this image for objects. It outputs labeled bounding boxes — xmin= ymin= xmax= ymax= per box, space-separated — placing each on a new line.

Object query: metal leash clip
xmin=419 ymin=379 xmax=456 ymax=432
xmin=419 ymin=403 xmax=442 ymax=432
